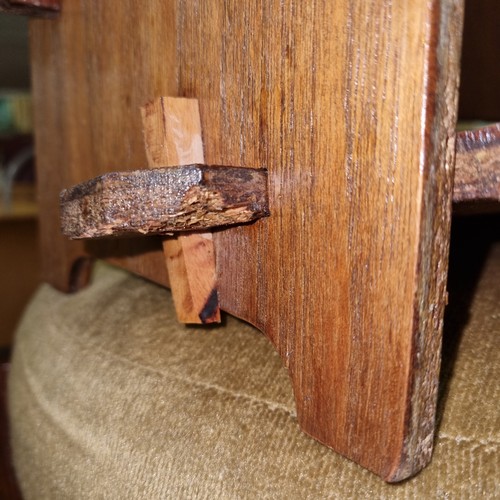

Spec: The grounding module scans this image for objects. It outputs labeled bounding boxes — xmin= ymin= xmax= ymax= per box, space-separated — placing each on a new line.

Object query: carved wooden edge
xmin=0 ymin=0 xmax=60 ymax=17
xmin=453 ymin=122 xmax=500 ymax=213
xmin=390 ymin=0 xmax=464 ymax=483
xmin=60 ymin=165 xmax=269 ymax=239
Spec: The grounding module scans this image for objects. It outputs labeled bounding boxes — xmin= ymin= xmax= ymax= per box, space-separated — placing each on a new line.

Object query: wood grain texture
xmin=453 ymin=123 xmax=500 ymax=212
xmin=30 ymin=1 xmax=178 ymax=291
xmin=141 ymin=97 xmax=221 ymax=324
xmin=29 ymin=0 xmax=464 ymax=480
xmin=60 ymin=165 xmax=269 ymax=239
xmin=0 ymin=0 xmax=59 ymax=17
xmin=397 ymin=1 xmax=463 ymax=480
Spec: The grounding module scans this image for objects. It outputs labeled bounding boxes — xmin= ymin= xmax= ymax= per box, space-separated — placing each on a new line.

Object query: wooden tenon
xmin=60 ymin=165 xmax=269 ymax=239
xmin=59 ymin=98 xmax=270 ymax=324
xmin=60 ymin=121 xmax=499 ymax=240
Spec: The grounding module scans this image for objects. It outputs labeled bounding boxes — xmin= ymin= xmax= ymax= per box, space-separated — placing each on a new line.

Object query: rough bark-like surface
xmin=453 ymin=123 xmax=500 ymax=212
xmin=60 ymin=165 xmax=269 ymax=239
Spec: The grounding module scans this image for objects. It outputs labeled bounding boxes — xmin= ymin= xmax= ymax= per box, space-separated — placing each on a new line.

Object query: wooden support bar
xmin=453 ymin=123 xmax=500 ymax=212
xmin=141 ymin=97 xmax=221 ymax=324
xmin=0 ymin=0 xmax=60 ymax=17
xmin=60 ymin=165 xmax=269 ymax=239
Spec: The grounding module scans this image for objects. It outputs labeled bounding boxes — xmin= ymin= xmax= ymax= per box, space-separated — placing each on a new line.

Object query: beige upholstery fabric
xmin=8 ymin=245 xmax=500 ymax=499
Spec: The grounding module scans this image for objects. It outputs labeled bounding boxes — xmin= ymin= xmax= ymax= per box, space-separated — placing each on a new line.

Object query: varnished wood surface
xmin=141 ymin=97 xmax=221 ymax=324
xmin=60 ymin=165 xmax=269 ymax=239
xmin=454 ymin=123 xmax=500 ymax=212
xmin=30 ymin=0 xmax=464 ymax=481
xmin=30 ymin=1 xmax=178 ymax=291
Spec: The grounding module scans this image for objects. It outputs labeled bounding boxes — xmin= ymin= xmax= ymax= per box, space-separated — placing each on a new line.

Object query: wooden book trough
xmin=10 ymin=0 xmax=500 ymax=482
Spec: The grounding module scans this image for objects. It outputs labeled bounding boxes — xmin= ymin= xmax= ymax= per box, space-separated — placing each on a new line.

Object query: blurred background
xmin=0 ymin=14 xmax=38 ymax=352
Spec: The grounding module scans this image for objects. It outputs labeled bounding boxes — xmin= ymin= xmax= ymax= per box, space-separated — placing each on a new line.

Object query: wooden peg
xmin=141 ymin=97 xmax=220 ymax=324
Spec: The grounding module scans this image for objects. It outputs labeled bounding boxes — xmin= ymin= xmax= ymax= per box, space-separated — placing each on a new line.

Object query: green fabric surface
xmin=8 ymin=244 xmax=500 ymax=499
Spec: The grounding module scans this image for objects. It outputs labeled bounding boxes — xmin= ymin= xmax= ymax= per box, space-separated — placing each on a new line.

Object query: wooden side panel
xmin=29 ymin=0 xmax=464 ymax=480
xmin=177 ymin=1 xmax=464 ymax=480
xmin=30 ymin=0 xmax=178 ymax=290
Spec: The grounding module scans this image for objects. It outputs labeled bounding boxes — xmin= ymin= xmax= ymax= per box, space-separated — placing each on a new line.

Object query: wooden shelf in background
xmin=0 ymin=184 xmax=37 ymax=220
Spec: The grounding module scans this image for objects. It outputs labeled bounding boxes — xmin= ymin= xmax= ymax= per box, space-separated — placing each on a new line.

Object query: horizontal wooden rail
xmin=60 ymin=165 xmax=269 ymax=239
xmin=453 ymin=123 xmax=500 ymax=213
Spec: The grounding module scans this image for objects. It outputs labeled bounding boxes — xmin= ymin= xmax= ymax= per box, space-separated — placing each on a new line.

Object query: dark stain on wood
xmin=199 ymin=288 xmax=220 ymax=324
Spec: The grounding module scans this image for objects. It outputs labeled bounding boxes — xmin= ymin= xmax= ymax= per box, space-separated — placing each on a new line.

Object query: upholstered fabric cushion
xmin=8 ymin=245 xmax=500 ymax=498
